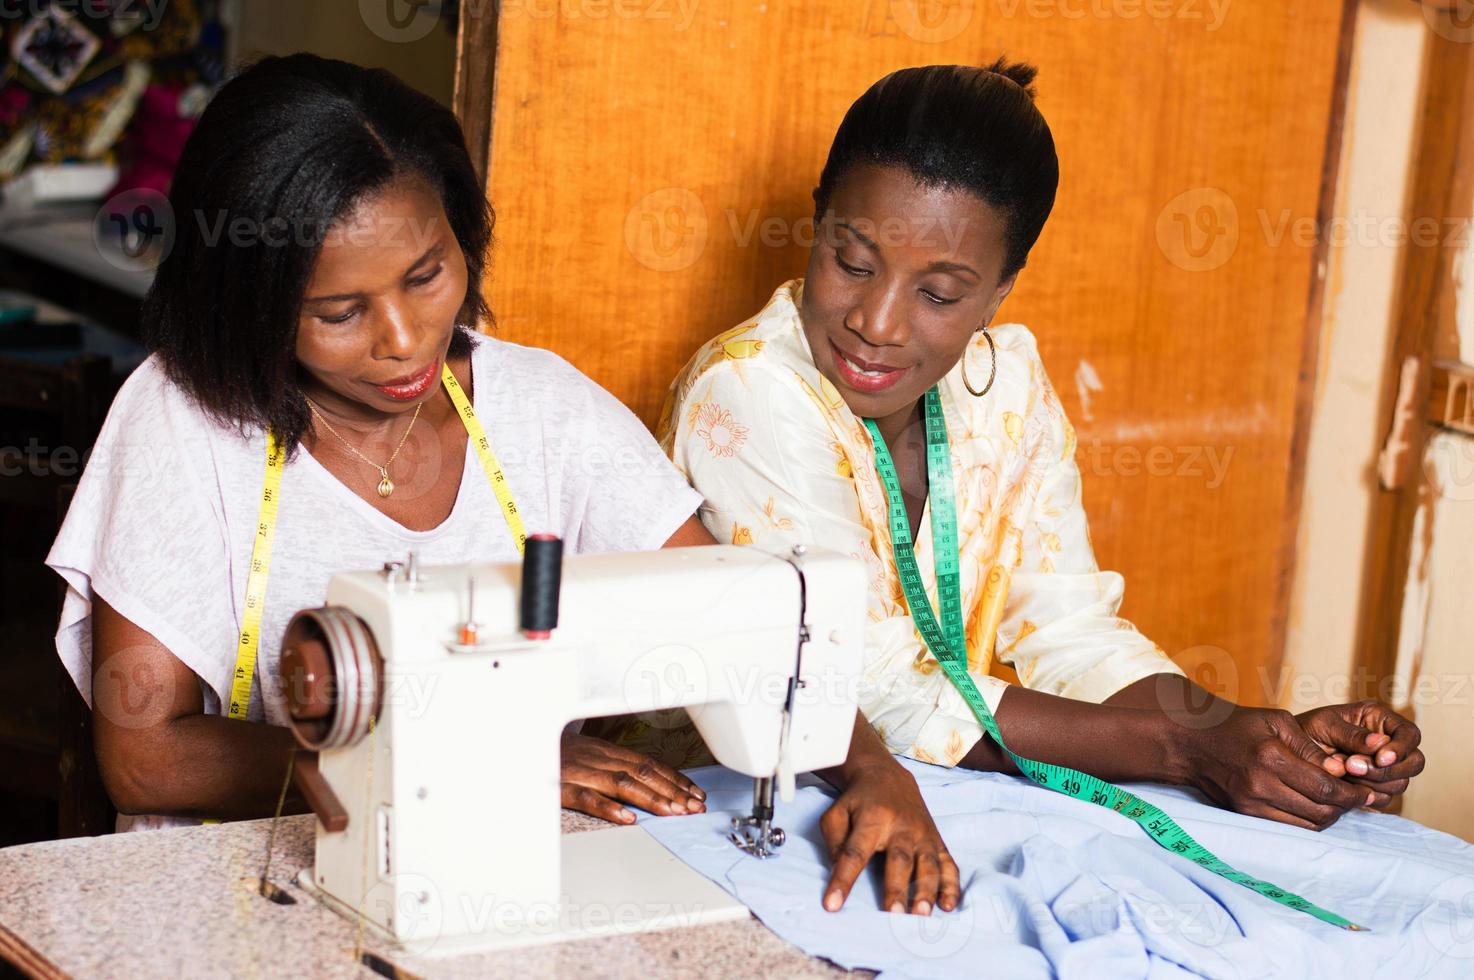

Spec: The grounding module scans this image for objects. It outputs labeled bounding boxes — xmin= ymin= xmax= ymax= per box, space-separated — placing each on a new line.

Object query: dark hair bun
xmin=981 ymin=56 xmax=1039 ymax=99
xmin=813 ymin=60 xmax=1059 ymax=279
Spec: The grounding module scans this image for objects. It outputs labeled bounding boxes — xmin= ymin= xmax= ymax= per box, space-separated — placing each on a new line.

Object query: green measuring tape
xmin=863 ymin=387 xmax=1362 ymax=931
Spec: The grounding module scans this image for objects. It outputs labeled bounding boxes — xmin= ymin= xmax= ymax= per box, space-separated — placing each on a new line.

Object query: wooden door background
xmin=466 ymin=0 xmax=1354 ymax=705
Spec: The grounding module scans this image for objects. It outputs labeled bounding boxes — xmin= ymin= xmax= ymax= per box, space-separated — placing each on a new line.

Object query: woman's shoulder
xmin=468 ymin=333 xmax=648 ymax=437
xmin=676 ymin=280 xmax=807 ymax=383
xmin=470 ymin=332 xmax=601 ymax=397
xmin=109 ymin=352 xmax=190 ymax=415
xmin=666 ymin=282 xmax=860 ymax=450
xmin=660 ymin=281 xmax=823 ymax=430
xmin=96 ymin=353 xmax=241 ymax=453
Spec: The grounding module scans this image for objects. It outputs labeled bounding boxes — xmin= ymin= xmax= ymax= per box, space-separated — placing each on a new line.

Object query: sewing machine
xmin=278 ymin=542 xmax=864 ymax=957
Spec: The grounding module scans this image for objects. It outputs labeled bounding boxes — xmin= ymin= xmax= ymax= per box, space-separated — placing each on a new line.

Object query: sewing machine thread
xmin=520 ymin=534 xmax=563 ymax=639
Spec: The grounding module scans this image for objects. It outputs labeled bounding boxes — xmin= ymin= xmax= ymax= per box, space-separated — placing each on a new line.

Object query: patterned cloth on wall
xmin=0 ymin=0 xmax=225 ymax=183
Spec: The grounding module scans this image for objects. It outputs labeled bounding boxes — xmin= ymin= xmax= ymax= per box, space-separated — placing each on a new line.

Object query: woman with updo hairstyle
xmin=624 ymin=59 xmax=1425 ymax=916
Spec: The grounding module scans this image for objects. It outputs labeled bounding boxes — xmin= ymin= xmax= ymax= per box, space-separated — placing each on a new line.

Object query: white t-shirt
xmin=46 ymin=334 xmax=702 ymax=830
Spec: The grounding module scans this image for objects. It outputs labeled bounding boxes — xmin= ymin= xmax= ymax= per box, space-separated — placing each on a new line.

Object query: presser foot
xmin=728 ymin=816 xmax=785 ymax=858
xmin=728 ymin=777 xmax=786 ymax=858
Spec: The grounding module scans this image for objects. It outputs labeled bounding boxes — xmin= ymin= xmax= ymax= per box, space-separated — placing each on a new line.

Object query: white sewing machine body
xmin=284 ymin=544 xmax=864 ymax=956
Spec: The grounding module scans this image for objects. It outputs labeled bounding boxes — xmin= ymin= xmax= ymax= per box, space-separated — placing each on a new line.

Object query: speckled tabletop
xmin=0 ymin=813 xmax=860 ymax=979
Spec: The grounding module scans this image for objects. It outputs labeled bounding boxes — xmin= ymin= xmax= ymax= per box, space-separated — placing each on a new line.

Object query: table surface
xmin=0 ymin=811 xmax=857 ymax=980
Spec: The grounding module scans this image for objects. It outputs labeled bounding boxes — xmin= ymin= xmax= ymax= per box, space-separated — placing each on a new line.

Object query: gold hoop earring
xmin=963 ymin=325 xmax=997 ymax=397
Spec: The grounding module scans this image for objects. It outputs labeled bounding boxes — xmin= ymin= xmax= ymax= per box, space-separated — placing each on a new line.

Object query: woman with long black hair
xmin=47 ymin=54 xmax=712 ymax=831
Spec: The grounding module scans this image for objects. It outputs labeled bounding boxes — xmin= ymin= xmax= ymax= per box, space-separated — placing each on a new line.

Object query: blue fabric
xmin=637 ymin=759 xmax=1474 ymax=979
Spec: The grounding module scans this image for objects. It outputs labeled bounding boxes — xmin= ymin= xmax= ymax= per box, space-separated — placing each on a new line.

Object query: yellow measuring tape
xmin=441 ymin=362 xmax=527 ymax=553
xmin=223 ymin=362 xmax=525 ymax=721
xmin=226 ymin=433 xmax=285 ymax=720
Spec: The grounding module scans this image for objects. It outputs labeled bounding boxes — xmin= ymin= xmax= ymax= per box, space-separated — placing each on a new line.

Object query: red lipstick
xmin=373 ymin=360 xmax=438 ymax=401
xmin=830 ymin=340 xmax=908 ymax=393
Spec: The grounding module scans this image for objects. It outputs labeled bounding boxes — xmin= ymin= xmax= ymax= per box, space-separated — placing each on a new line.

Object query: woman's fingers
xmin=1349 ymin=780 xmax=1402 ymax=807
xmin=1341 ymin=753 xmax=1374 ymax=776
xmin=824 ymin=812 xmax=883 ymax=912
xmin=1318 ymin=751 xmax=1348 ymax=777
xmin=909 ymin=850 xmax=942 ymax=915
xmin=819 ymin=798 xmax=852 ymax=861
xmin=563 ymin=761 xmax=685 ymax=818
xmin=613 ymin=759 xmax=702 ymax=813
xmin=1301 ymin=709 xmax=1381 ymax=759
xmin=1352 ymin=750 xmax=1425 ymax=785
xmin=566 ymin=737 xmax=705 ymax=814
xmin=591 ymin=740 xmax=707 ymax=801
xmin=1263 ymin=759 xmax=1363 ymax=829
xmin=561 ymin=782 xmax=634 ymax=824
xmin=1372 ymin=718 xmax=1422 ymax=770
xmin=880 ymin=840 xmax=917 ymax=914
xmin=597 ymin=765 xmax=693 ymax=816
xmin=938 ymin=851 xmax=962 ymax=913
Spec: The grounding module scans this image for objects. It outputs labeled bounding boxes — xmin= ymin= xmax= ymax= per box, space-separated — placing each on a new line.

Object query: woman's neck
xmin=869 ymin=397 xmax=924 ymax=454
xmin=298 ymin=354 xmax=468 ymax=448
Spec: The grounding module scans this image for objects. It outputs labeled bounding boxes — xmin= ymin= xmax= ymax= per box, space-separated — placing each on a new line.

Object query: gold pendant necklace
xmin=305 ymin=398 xmax=423 ymax=498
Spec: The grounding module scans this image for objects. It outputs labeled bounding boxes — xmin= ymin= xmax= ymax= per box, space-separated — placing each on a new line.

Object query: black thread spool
xmin=520 ymin=534 xmax=563 ymax=639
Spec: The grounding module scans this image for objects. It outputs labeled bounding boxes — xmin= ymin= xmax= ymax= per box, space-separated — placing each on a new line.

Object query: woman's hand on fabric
xmin=1183 ymin=706 xmax=1373 ymax=831
xmin=559 ymin=732 xmax=706 ymax=824
xmin=1295 ymin=700 xmax=1425 ymax=808
xmin=818 ymin=760 xmax=961 ymax=916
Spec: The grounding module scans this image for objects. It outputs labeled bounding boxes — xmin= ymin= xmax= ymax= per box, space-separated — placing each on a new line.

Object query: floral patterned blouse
xmin=592 ymin=280 xmax=1183 ymax=769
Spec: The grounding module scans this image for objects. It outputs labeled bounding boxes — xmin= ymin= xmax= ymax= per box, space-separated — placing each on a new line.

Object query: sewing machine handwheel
xmin=280 ymin=606 xmax=383 ymax=750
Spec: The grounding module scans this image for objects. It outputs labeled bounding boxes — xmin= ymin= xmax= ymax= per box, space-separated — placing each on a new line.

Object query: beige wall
xmin=1283 ymin=0 xmax=1474 ymax=842
xmin=230 ymin=0 xmax=456 ymax=106
xmin=1396 ymin=432 xmax=1474 ymax=836
xmin=1281 ymin=0 xmax=1427 ymax=712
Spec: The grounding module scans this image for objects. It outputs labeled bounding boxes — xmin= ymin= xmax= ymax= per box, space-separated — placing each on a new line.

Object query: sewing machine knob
xmin=280 ymin=639 xmax=332 ymax=721
xmin=770 ymin=828 xmax=786 ymax=848
xmin=280 ymin=606 xmax=384 ymax=750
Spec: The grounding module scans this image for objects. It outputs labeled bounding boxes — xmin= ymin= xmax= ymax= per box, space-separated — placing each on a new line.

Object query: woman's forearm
xmin=103 ymin=714 xmax=306 ymax=821
xmin=819 ymin=710 xmax=905 ymax=791
xmin=959 ymin=683 xmax=1194 ymax=785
